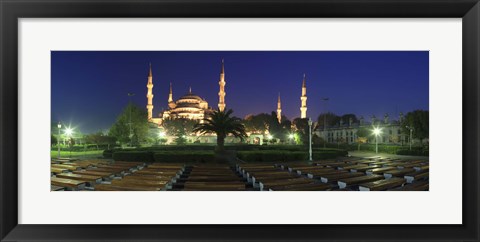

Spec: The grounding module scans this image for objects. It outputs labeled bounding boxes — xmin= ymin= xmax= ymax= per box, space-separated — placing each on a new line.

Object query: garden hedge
xmin=153 ymin=151 xmax=215 ymax=163
xmin=112 ymin=151 xmax=154 ymax=162
xmin=396 ymin=148 xmax=429 ymax=156
xmin=236 ymin=149 xmax=347 ymax=162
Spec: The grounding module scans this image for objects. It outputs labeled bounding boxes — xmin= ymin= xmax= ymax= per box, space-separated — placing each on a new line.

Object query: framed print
xmin=1 ymin=0 xmax=479 ymax=241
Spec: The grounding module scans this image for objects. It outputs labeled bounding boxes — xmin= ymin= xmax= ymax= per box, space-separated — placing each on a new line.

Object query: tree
xmin=292 ymin=118 xmax=309 ymax=145
xmin=356 ymin=127 xmax=370 ymax=150
xmin=317 ymin=112 xmax=340 ymax=127
xmin=401 ymin=110 xmax=429 ymax=144
xmin=243 ymin=113 xmax=270 ymax=133
xmin=51 ymin=134 xmax=57 ymax=147
xmin=109 ymin=103 xmax=149 ymax=146
xmin=340 ymin=114 xmax=358 ymax=125
xmin=163 ymin=118 xmax=196 ymax=137
xmin=193 ymin=109 xmax=247 ymax=152
xmin=85 ymin=131 xmax=118 ymax=149
xmin=162 ymin=118 xmax=197 ymax=144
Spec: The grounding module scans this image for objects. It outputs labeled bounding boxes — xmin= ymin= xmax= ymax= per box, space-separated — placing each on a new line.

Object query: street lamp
xmin=65 ymin=127 xmax=74 ymax=158
xmin=321 ymin=97 xmax=329 ymax=148
xmin=406 ymin=126 xmax=414 ymax=151
xmin=308 ymin=118 xmax=313 ymax=161
xmin=127 ymin=93 xmax=135 ymax=146
xmin=372 ymin=127 xmax=382 ymax=154
xmin=57 ymin=122 xmax=61 ymax=158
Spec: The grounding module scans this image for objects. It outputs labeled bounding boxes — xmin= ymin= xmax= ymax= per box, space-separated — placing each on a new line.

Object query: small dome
xmin=177 ymin=92 xmax=203 ymax=101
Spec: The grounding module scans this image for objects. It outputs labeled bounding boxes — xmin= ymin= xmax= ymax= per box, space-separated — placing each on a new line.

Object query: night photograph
xmin=50 ymin=51 xmax=429 ymax=191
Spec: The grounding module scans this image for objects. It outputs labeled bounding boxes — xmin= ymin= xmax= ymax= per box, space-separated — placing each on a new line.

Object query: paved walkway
xmin=348 ymin=151 xmax=429 ymax=160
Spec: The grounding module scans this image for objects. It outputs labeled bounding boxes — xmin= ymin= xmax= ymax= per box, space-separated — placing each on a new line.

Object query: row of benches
xmin=278 ymin=156 xmax=429 ymax=191
xmin=174 ymin=165 xmax=249 ymax=191
xmin=51 ymin=160 xmax=147 ymax=191
xmin=52 ymin=156 xmax=428 ymax=191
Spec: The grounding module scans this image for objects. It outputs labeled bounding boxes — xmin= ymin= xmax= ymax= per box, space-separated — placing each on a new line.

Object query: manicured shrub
xmin=112 ymin=151 xmax=154 ymax=162
xmin=103 ymin=149 xmax=113 ymax=158
xmin=396 ymin=148 xmax=429 ymax=156
xmin=237 ymin=149 xmax=346 ymax=162
xmin=153 ymin=151 xmax=215 ymax=163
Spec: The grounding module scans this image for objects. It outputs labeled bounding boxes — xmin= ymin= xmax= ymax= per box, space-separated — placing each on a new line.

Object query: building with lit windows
xmin=315 ymin=113 xmax=411 ymax=145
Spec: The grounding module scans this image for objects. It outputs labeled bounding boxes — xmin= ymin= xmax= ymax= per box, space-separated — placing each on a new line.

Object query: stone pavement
xmin=348 ymin=151 xmax=429 ymax=160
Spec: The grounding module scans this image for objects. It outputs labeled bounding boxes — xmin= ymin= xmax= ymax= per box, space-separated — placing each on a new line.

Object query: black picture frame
xmin=1 ymin=0 xmax=479 ymax=241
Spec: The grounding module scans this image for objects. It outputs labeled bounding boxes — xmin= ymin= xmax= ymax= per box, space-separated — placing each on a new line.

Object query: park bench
xmin=183 ymin=182 xmax=246 ymax=191
xmin=73 ymin=170 xmax=115 ymax=180
xmin=112 ymin=179 xmax=169 ymax=187
xmin=337 ymin=164 xmax=370 ymax=170
xmin=51 ymin=164 xmax=81 ymax=171
xmin=313 ymin=161 xmax=348 ymax=168
xmin=369 ymin=161 xmax=394 ymax=166
xmin=95 ymin=184 xmax=162 ymax=191
xmin=320 ymin=172 xmax=364 ymax=183
xmin=355 ymin=160 xmax=380 ymax=165
xmin=259 ymin=178 xmax=314 ymax=190
xmin=147 ymin=164 xmax=184 ymax=170
xmin=358 ymin=177 xmax=406 ymax=191
xmin=56 ymin=173 xmax=103 ymax=185
xmin=365 ymin=167 xmax=398 ymax=175
xmin=251 ymin=173 xmax=299 ymax=184
xmin=51 ymin=185 xmax=65 ymax=191
xmin=383 ymin=168 xmax=416 ymax=179
xmin=135 ymin=170 xmax=180 ymax=176
xmin=268 ymin=183 xmax=333 ymax=191
xmin=52 ymin=158 xmax=79 ymax=163
xmin=337 ymin=174 xmax=384 ymax=189
xmin=61 ymin=162 xmax=92 ymax=169
xmin=397 ymin=161 xmax=427 ymax=169
xmin=51 ymin=177 xmax=86 ymax=191
xmin=307 ymin=168 xmax=347 ymax=178
xmin=404 ymin=170 xmax=429 ymax=183
xmin=123 ymin=175 xmax=175 ymax=182
xmin=391 ymin=180 xmax=429 ymax=191
xmin=185 ymin=176 xmax=243 ymax=182
xmin=350 ymin=165 xmax=381 ymax=172
xmin=413 ymin=165 xmax=429 ymax=171
xmin=87 ymin=169 xmax=125 ymax=177
xmin=51 ymin=167 xmax=68 ymax=175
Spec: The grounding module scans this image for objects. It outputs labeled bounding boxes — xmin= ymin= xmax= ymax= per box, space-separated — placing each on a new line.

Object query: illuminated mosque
xmin=144 ymin=59 xmax=308 ymax=144
xmin=146 ymin=60 xmax=227 ymax=126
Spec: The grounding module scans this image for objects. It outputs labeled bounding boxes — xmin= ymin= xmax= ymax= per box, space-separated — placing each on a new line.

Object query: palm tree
xmin=193 ymin=109 xmax=247 ymax=152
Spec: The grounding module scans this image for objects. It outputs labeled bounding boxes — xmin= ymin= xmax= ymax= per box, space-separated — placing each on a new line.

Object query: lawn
xmin=50 ymin=150 xmax=104 ymax=158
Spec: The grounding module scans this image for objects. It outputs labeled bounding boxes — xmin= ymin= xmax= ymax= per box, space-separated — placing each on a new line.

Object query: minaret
xmin=218 ymin=59 xmax=226 ymax=112
xmin=277 ymin=93 xmax=282 ymax=123
xmin=300 ymin=73 xmax=308 ymax=119
xmin=168 ymin=82 xmax=173 ymax=103
xmin=168 ymin=82 xmax=176 ymax=109
xmin=146 ymin=63 xmax=154 ymax=120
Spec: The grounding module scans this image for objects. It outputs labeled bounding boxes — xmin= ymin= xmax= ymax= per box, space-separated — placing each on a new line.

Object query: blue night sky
xmin=51 ymin=51 xmax=429 ymax=134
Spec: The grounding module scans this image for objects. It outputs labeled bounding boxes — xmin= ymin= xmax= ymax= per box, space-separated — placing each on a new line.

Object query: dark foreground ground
xmin=51 ymin=154 xmax=429 ymax=191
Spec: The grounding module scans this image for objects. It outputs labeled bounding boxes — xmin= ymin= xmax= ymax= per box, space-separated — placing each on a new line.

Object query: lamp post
xmin=65 ymin=127 xmax=73 ymax=158
xmin=308 ymin=118 xmax=313 ymax=161
xmin=288 ymin=133 xmax=294 ymax=145
xmin=373 ymin=127 xmax=382 ymax=154
xmin=321 ymin=97 xmax=329 ymax=148
xmin=127 ymin=93 xmax=135 ymax=147
xmin=57 ymin=122 xmax=62 ymax=158
xmin=406 ymin=126 xmax=414 ymax=151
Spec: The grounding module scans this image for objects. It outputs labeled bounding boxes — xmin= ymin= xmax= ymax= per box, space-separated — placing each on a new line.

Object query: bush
xmin=103 ymin=149 xmax=113 ymax=158
xmin=153 ymin=151 xmax=215 ymax=163
xmin=396 ymin=148 xmax=429 ymax=156
xmin=237 ymin=149 xmax=346 ymax=162
xmin=112 ymin=151 xmax=154 ymax=162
